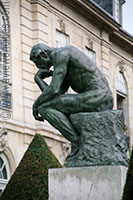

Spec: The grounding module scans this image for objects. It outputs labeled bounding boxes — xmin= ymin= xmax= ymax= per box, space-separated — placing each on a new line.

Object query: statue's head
xmin=30 ymin=43 xmax=52 ymax=69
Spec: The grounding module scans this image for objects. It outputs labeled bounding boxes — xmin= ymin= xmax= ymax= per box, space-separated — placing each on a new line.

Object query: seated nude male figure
xmin=30 ymin=43 xmax=113 ymax=154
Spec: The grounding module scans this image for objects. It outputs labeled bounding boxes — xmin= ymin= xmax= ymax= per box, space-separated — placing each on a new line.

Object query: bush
xmin=122 ymin=148 xmax=133 ymax=200
xmin=1 ymin=134 xmax=62 ymax=200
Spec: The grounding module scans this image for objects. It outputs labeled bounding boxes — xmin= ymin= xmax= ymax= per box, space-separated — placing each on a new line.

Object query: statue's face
xmin=31 ymin=51 xmax=52 ymax=69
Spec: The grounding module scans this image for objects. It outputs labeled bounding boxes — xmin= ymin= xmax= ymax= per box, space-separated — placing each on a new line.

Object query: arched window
xmin=116 ymin=72 xmax=129 ymax=148
xmin=116 ymin=72 xmax=127 ymax=120
xmin=0 ymin=153 xmax=10 ymax=197
xmin=0 ymin=2 xmax=11 ymax=109
xmin=116 ymin=72 xmax=127 ymax=95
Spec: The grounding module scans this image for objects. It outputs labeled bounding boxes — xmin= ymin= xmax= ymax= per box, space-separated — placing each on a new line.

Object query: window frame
xmin=84 ymin=46 xmax=96 ymax=64
xmin=116 ymin=71 xmax=129 ymax=149
xmin=56 ymin=29 xmax=70 ymax=48
xmin=116 ymin=72 xmax=128 ymax=122
xmin=116 ymin=71 xmax=127 ymax=95
xmin=0 ymin=153 xmax=10 ymax=195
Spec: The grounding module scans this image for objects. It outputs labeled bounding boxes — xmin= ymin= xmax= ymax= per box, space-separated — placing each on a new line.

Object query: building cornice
xmin=64 ymin=0 xmax=120 ymax=30
xmin=26 ymin=0 xmax=132 ymax=49
xmin=62 ymin=0 xmax=133 ymax=49
xmin=26 ymin=0 xmax=50 ymax=8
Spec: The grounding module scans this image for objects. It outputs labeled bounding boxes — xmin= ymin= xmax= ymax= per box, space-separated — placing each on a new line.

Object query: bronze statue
xmin=30 ymin=43 xmax=128 ymax=167
xmin=29 ymin=44 xmax=128 ymax=167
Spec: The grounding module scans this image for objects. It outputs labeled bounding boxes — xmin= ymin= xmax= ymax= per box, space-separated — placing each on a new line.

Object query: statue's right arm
xmin=33 ymin=57 xmax=68 ymax=108
xmin=34 ymin=69 xmax=53 ymax=92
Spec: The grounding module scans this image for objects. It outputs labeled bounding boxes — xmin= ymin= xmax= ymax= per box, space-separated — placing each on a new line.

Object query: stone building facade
xmin=0 ymin=0 xmax=133 ymax=194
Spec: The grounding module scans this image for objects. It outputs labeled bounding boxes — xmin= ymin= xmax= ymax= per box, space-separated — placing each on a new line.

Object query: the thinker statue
xmin=30 ymin=44 xmax=128 ymax=167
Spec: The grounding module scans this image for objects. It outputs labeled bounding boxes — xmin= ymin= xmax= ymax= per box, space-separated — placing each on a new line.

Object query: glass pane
xmin=0 ymin=189 xmax=3 ymax=197
xmin=0 ymin=51 xmax=2 ymax=62
xmin=56 ymin=30 xmax=69 ymax=48
xmin=0 ymin=63 xmax=2 ymax=72
xmin=116 ymin=72 xmax=127 ymax=95
xmin=0 ymin=157 xmax=3 ymax=168
xmin=85 ymin=48 xmax=96 ymax=64
xmin=0 ymin=92 xmax=11 ymax=109
xmin=0 ymin=10 xmax=4 ymax=32
xmin=0 ymin=154 xmax=10 ymax=180
xmin=117 ymin=94 xmax=125 ymax=110
xmin=2 ymin=166 xmax=7 ymax=179
xmin=0 ymin=171 xmax=2 ymax=179
xmin=117 ymin=93 xmax=127 ymax=124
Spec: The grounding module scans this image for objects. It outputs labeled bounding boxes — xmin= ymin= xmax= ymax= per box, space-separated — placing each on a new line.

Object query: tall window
xmin=116 ymin=72 xmax=129 ymax=148
xmin=0 ymin=153 xmax=10 ymax=197
xmin=0 ymin=3 xmax=11 ymax=109
xmin=85 ymin=47 xmax=96 ymax=64
xmin=56 ymin=30 xmax=69 ymax=48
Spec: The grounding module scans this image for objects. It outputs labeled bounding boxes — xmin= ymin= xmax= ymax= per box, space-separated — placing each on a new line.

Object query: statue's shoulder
xmin=64 ymin=45 xmax=77 ymax=51
xmin=53 ymin=46 xmax=79 ymax=65
xmin=54 ymin=45 xmax=74 ymax=57
xmin=57 ymin=45 xmax=78 ymax=57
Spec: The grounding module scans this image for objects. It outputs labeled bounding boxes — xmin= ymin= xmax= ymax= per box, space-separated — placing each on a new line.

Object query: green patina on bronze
xmin=30 ymin=43 xmax=128 ymax=167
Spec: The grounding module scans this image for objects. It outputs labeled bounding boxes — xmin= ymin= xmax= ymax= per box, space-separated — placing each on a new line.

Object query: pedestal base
xmin=49 ymin=166 xmax=127 ymax=200
xmin=67 ymin=110 xmax=128 ymax=167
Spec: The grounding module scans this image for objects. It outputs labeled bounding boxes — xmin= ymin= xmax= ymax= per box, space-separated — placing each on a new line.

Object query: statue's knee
xmin=38 ymin=105 xmax=41 ymax=114
xmin=38 ymin=105 xmax=46 ymax=115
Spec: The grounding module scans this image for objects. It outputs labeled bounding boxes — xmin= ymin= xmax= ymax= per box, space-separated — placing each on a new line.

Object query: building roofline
xmin=120 ymin=27 xmax=133 ymax=39
xmin=63 ymin=0 xmax=132 ymax=48
xmin=87 ymin=0 xmax=119 ymax=24
xmin=88 ymin=0 xmax=132 ymax=38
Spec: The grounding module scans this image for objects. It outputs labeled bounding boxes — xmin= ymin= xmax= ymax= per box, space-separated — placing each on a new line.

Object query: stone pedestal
xmin=67 ymin=110 xmax=128 ymax=167
xmin=49 ymin=166 xmax=127 ymax=200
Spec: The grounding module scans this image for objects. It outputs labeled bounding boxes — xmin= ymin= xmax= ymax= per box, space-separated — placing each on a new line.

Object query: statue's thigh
xmin=39 ymin=93 xmax=82 ymax=115
xmin=38 ymin=90 xmax=109 ymax=114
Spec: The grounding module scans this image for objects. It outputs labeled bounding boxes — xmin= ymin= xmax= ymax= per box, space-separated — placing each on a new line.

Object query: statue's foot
xmin=67 ymin=142 xmax=80 ymax=159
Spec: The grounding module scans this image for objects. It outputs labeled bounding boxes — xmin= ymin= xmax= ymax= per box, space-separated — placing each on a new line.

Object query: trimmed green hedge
xmin=122 ymin=148 xmax=133 ymax=200
xmin=1 ymin=134 xmax=62 ymax=200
